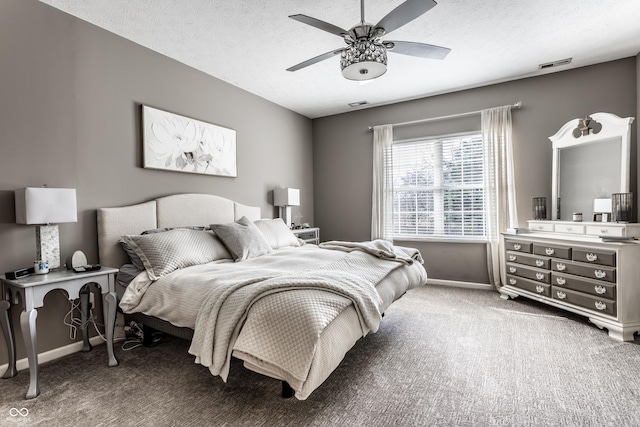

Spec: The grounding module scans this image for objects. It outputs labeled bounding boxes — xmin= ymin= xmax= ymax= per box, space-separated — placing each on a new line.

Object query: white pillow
xmin=254 ymin=218 xmax=302 ymax=249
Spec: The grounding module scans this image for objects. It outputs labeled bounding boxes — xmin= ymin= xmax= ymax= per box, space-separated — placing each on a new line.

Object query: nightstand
xmin=0 ymin=267 xmax=119 ymax=399
xmin=292 ymin=227 xmax=320 ymax=245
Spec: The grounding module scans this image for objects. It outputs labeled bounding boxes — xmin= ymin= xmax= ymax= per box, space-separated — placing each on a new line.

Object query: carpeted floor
xmin=2 ymin=284 xmax=640 ymax=426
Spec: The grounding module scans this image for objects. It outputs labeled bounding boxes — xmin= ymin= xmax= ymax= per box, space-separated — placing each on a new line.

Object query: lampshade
xmin=593 ymin=198 xmax=612 ymax=213
xmin=15 ymin=187 xmax=78 ymax=271
xmin=15 ymin=187 xmax=77 ymax=224
xmin=340 ymin=40 xmax=388 ymax=81
xmin=273 ymin=188 xmax=300 ymax=207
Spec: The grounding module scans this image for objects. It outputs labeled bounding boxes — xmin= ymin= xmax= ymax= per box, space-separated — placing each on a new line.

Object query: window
xmin=391 ymin=132 xmax=486 ymax=241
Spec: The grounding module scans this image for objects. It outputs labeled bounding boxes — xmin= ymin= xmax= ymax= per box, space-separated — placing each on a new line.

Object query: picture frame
xmin=142 ymin=105 xmax=237 ymax=177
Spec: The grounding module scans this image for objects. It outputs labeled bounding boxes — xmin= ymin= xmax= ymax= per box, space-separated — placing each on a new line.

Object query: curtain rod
xmin=367 ymin=101 xmax=522 ymax=131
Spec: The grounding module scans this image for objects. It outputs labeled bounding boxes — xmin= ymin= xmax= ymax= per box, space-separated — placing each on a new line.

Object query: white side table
xmin=292 ymin=227 xmax=320 ymax=245
xmin=0 ymin=267 xmax=119 ymax=399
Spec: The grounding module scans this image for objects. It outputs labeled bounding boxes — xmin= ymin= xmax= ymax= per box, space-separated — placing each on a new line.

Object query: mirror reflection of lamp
xmin=15 ymin=187 xmax=78 ymax=270
xmin=273 ymin=188 xmax=300 ymax=228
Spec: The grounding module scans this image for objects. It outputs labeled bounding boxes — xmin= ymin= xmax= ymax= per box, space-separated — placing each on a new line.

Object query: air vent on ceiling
xmin=349 ymin=101 xmax=368 ymax=107
xmin=538 ymin=58 xmax=572 ymax=70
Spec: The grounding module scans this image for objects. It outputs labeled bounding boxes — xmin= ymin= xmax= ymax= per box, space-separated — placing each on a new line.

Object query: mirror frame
xmin=549 ymin=112 xmax=634 ymax=221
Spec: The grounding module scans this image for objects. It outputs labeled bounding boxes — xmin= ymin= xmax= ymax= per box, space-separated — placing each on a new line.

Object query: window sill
xmin=393 ymin=237 xmax=488 ymax=244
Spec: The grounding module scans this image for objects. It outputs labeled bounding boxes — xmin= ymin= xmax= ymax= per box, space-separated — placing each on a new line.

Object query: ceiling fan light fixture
xmin=340 ymin=40 xmax=387 ymax=81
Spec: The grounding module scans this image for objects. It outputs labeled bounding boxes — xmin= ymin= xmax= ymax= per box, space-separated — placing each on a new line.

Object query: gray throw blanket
xmin=319 ymin=239 xmax=424 ymax=265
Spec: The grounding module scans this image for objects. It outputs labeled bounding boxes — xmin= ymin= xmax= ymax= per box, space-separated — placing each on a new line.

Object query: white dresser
xmin=499 ymin=220 xmax=640 ymax=341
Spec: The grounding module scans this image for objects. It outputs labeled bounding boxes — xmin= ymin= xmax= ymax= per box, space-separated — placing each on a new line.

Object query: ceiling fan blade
xmin=289 ymin=14 xmax=348 ymax=37
xmin=287 ymin=49 xmax=345 ymax=72
xmin=386 ymin=40 xmax=450 ymax=59
xmin=375 ymin=0 xmax=437 ymax=35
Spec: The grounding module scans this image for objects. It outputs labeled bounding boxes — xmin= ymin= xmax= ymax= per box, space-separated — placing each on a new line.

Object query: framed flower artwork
xmin=142 ymin=105 xmax=237 ymax=177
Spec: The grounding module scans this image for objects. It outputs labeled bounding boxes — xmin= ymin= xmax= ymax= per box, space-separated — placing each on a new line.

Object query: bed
xmin=97 ymin=193 xmax=427 ymax=399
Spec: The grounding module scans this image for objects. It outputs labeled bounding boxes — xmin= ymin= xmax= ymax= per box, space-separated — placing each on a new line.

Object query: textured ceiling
xmin=38 ymin=0 xmax=640 ymax=119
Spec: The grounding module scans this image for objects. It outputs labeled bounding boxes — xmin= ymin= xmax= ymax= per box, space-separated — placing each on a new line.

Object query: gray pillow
xmin=121 ymin=229 xmax=231 ymax=280
xmin=254 ymin=218 xmax=302 ymax=249
xmin=119 ymin=238 xmax=145 ymax=271
xmin=120 ymin=225 xmax=212 ymax=271
xmin=211 ymin=216 xmax=273 ymax=262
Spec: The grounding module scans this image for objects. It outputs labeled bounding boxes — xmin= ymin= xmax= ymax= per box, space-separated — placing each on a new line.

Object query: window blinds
xmin=391 ymin=133 xmax=486 ymax=240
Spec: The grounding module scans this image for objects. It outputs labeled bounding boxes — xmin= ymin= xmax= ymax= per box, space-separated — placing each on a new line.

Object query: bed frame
xmin=97 ymin=193 xmax=412 ymax=399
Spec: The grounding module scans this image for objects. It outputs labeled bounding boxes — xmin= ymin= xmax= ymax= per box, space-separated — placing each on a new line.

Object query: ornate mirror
xmin=549 ymin=112 xmax=634 ymax=221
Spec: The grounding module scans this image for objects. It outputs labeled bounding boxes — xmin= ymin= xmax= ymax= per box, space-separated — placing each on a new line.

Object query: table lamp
xmin=273 ymin=187 xmax=300 ymax=228
xmin=15 ymin=187 xmax=78 ymax=270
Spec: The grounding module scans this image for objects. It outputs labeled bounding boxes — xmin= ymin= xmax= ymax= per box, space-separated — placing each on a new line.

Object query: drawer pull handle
xmin=594 ymin=270 xmax=607 ymax=279
xmin=513 ymin=244 xmax=522 ymax=250
xmin=600 ymin=228 xmax=608 ymax=234
xmin=508 ymin=255 xmax=516 ymax=261
xmin=556 ymin=277 xmax=566 ymax=285
xmin=509 ymin=267 xmax=516 ymax=273
xmin=586 ymin=253 xmax=598 ymax=262
xmin=594 ymin=285 xmax=607 ymax=295
xmin=536 ymin=273 xmax=545 ymax=280
xmin=566 ymin=227 xmax=573 ymax=232
xmin=535 ymin=260 xmax=545 ymax=267
xmin=595 ymin=301 xmax=607 ymax=311
xmin=556 ymin=262 xmax=566 ymax=271
xmin=509 ymin=278 xmax=517 ymax=285
xmin=556 ymin=291 xmax=567 ymax=300
xmin=537 ymin=225 xmax=544 ymax=230
xmin=545 ymin=248 xmax=555 ymax=255
xmin=536 ymin=285 xmax=544 ymax=293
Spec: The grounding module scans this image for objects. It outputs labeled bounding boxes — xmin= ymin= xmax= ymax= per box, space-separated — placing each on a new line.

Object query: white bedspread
xmin=119 ymin=244 xmax=427 ymax=398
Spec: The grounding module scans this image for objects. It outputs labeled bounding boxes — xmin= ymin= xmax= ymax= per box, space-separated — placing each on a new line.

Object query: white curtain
xmin=371 ymin=124 xmax=394 ymax=241
xmin=482 ymin=106 xmax=518 ymax=289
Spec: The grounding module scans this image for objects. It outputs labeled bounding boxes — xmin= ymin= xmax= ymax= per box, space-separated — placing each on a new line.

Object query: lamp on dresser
xmin=273 ymin=187 xmax=300 ymax=228
xmin=15 ymin=187 xmax=78 ymax=270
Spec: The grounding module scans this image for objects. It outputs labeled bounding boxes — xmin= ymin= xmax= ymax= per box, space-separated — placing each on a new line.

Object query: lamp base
xmin=279 ymin=206 xmax=293 ymax=228
xmin=36 ymin=224 xmax=61 ymax=269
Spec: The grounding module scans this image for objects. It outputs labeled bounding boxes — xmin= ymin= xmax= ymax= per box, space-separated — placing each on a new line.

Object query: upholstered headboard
xmin=97 ymin=193 xmax=261 ymax=268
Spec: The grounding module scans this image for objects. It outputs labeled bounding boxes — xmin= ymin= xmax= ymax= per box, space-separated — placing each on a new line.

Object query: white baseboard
xmin=428 ymin=278 xmax=493 ymax=291
xmin=0 ymin=336 xmax=105 ymax=373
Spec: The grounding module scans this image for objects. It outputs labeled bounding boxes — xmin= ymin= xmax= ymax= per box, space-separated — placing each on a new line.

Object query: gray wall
xmin=0 ymin=0 xmax=313 ymax=364
xmin=313 ymin=58 xmax=637 ymax=284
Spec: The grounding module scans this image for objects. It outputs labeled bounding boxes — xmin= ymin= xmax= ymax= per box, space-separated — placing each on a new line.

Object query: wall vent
xmin=349 ymin=101 xmax=368 ymax=107
xmin=538 ymin=58 xmax=572 ymax=70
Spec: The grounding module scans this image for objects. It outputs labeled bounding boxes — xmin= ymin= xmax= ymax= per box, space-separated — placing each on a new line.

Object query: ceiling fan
xmin=287 ymin=0 xmax=450 ymax=81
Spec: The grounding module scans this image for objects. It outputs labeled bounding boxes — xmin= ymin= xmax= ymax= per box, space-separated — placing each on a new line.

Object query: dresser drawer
xmin=551 ymin=272 xmax=616 ymax=299
xmin=533 ymin=243 xmax=571 ymax=260
xmin=572 ymin=248 xmax=616 ymax=267
xmin=552 ymin=287 xmax=616 ymax=316
xmin=586 ymin=225 xmax=625 ymax=237
xmin=528 ymin=221 xmax=554 ymax=232
xmin=506 ymin=275 xmax=551 ymax=297
xmin=554 ymin=223 xmax=585 ymax=234
xmin=551 ymin=260 xmax=616 ymax=283
xmin=506 ymin=251 xmax=550 ymax=269
xmin=505 ymin=240 xmax=532 ymax=253
xmin=506 ymin=263 xmax=550 ymax=283
xmin=295 ymin=230 xmax=317 ymax=241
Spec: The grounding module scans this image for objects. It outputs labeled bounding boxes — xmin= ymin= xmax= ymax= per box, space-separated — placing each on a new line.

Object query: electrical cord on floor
xmin=62 ymin=294 xmax=161 ymax=352
xmin=121 ymin=321 xmax=144 ymax=351
xmin=61 ymin=290 xmax=107 ymax=343
xmin=121 ymin=321 xmax=163 ymax=350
